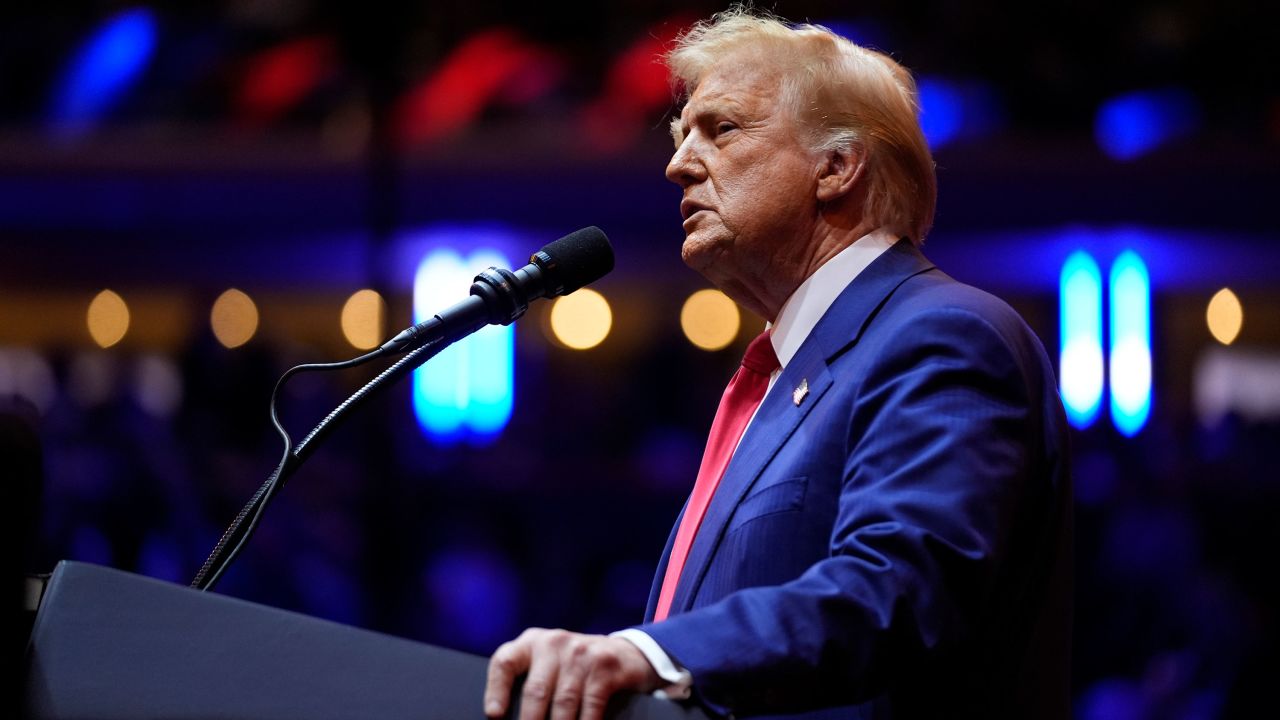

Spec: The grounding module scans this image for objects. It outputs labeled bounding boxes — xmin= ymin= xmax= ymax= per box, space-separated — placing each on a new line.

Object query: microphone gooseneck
xmin=380 ymin=226 xmax=614 ymax=355
xmin=191 ymin=226 xmax=613 ymax=592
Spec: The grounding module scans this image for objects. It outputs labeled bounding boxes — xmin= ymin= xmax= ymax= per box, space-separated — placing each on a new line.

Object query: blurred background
xmin=3 ymin=1 xmax=1278 ymax=717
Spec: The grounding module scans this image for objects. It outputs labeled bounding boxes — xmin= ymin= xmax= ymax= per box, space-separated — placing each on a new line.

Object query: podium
xmin=24 ymin=561 xmax=710 ymax=720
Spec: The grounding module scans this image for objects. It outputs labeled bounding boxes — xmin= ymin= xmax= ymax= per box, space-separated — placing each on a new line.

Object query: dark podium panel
xmin=25 ymin=561 xmax=710 ymax=720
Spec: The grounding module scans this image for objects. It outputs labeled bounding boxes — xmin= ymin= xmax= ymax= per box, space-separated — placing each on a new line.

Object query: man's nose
xmin=665 ymin=138 xmax=705 ymax=187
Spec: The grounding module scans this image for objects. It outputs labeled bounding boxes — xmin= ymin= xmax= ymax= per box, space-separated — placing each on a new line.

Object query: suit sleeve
xmin=636 ymin=305 xmax=1044 ymax=715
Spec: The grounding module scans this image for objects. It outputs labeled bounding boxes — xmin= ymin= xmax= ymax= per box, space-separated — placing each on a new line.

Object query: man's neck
xmin=759 ymin=217 xmax=879 ymax=322
xmin=767 ymin=228 xmax=898 ymax=367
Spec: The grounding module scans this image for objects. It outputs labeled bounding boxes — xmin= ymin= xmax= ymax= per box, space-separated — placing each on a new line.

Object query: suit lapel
xmin=808 ymin=238 xmax=937 ymax=362
xmin=669 ymin=348 xmax=833 ymax=613
xmin=667 ymin=239 xmax=936 ymax=615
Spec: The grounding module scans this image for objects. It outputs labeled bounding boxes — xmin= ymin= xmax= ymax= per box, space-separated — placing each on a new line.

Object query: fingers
xmin=548 ymin=636 xmax=589 ymax=720
xmin=484 ymin=630 xmax=663 ymax=720
xmin=485 ymin=630 xmax=536 ymax=718
xmin=579 ymin=638 xmax=663 ymax=720
xmin=519 ymin=638 xmax=562 ymax=720
xmin=577 ymin=648 xmax=624 ymax=720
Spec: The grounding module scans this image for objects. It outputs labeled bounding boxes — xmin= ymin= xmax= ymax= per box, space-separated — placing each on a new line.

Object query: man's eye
xmin=716 ymin=122 xmax=736 ymax=135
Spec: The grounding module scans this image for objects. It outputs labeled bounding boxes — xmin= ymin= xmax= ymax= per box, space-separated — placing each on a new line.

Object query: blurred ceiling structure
xmin=0 ymin=0 xmax=1276 ymax=293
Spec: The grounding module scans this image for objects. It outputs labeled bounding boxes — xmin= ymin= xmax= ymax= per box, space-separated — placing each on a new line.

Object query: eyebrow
xmin=669 ymin=97 xmax=742 ymax=145
xmin=669 ymin=116 xmax=684 ymax=146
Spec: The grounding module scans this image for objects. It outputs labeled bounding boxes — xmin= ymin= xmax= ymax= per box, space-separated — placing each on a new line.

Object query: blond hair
xmin=666 ymin=7 xmax=936 ymax=242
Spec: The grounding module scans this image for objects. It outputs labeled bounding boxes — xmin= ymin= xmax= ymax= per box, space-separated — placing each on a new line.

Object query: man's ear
xmin=815 ymin=144 xmax=866 ymax=203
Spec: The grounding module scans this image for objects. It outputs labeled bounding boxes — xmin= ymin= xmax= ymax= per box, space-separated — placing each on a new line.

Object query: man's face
xmin=667 ymin=55 xmax=821 ymax=313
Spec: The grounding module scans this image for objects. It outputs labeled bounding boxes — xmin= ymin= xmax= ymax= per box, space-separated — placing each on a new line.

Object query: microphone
xmin=381 ymin=226 xmax=614 ymax=354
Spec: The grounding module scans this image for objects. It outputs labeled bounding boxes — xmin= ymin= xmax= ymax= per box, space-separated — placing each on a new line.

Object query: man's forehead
xmin=679 ymin=63 xmax=781 ymax=120
xmin=679 ymin=90 xmax=745 ymax=120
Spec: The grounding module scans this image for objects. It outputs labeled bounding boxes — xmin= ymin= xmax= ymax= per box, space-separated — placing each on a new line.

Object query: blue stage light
xmin=916 ymin=77 xmax=963 ymax=150
xmin=1095 ymin=88 xmax=1200 ymax=161
xmin=1108 ymin=251 xmax=1151 ymax=436
xmin=914 ymin=77 xmax=1004 ymax=151
xmin=51 ymin=8 xmax=158 ymax=135
xmin=412 ymin=246 xmax=515 ymax=444
xmin=1060 ymin=250 xmax=1104 ymax=429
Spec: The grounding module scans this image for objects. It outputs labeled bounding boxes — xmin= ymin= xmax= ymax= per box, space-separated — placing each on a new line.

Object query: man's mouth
xmin=680 ymin=199 xmax=711 ymax=220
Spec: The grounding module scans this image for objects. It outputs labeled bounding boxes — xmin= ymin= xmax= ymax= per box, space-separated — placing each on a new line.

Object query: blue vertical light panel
xmin=1108 ymin=251 xmax=1151 ymax=436
xmin=1060 ymin=251 xmax=1104 ymax=428
xmin=413 ymin=247 xmax=514 ymax=444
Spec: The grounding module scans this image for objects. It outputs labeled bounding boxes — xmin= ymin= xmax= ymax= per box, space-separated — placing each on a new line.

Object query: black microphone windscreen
xmin=538 ymin=226 xmax=614 ymax=295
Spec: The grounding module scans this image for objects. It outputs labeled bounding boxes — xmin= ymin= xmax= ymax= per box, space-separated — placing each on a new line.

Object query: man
xmin=485 ymin=8 xmax=1071 ymax=719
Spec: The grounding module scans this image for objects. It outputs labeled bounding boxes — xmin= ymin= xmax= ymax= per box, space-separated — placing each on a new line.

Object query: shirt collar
xmin=769 ymin=228 xmax=898 ymax=369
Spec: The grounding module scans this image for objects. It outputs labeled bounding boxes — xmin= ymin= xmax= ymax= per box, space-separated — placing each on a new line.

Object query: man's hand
xmin=484 ymin=629 xmax=664 ymax=720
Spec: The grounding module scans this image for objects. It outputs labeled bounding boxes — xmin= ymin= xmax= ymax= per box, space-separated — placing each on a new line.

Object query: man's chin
xmin=681 ymin=244 xmax=736 ymax=295
xmin=680 ymin=234 xmax=720 ymax=273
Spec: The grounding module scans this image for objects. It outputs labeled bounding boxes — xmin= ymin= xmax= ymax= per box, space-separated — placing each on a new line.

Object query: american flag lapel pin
xmin=793 ymin=378 xmax=809 ymax=406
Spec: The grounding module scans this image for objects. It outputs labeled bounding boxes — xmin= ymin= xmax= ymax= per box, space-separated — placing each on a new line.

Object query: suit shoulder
xmin=875 ymin=269 xmax=1051 ymax=365
xmin=895 ymin=269 xmax=1014 ymax=316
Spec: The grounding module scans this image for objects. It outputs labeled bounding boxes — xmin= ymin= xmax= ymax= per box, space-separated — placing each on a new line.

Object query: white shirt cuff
xmin=610 ymin=629 xmax=693 ymax=700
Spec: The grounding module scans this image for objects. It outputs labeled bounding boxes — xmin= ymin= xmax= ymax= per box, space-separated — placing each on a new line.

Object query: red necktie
xmin=654 ymin=330 xmax=780 ymax=621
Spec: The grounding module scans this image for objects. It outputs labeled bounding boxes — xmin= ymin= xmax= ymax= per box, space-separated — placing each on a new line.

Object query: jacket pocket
xmin=726 ymin=476 xmax=808 ymax=533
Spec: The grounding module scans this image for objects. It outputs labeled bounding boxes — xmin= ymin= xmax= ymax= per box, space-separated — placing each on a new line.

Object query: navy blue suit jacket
xmin=637 ymin=240 xmax=1072 ymax=719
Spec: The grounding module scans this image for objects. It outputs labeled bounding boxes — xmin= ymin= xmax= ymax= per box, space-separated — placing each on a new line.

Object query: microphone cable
xmin=192 ymin=344 xmax=393 ymax=591
xmin=191 ymin=226 xmax=614 ymax=590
